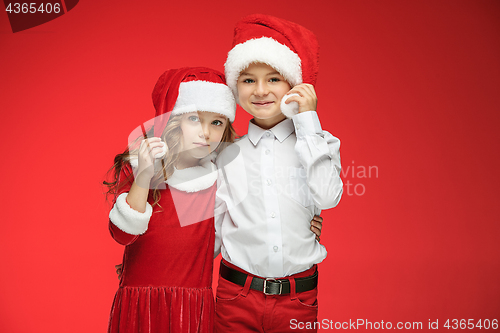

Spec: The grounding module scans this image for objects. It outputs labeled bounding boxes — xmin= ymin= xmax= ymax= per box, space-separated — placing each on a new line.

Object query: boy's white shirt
xmin=214 ymin=111 xmax=343 ymax=278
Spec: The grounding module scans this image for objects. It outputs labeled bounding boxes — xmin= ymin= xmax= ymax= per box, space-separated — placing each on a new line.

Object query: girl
xmin=104 ymin=67 xmax=237 ymax=333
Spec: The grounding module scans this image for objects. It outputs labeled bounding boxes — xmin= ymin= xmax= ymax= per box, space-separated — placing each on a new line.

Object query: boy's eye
xmin=269 ymin=77 xmax=280 ymax=83
xmin=188 ymin=116 xmax=200 ymax=122
xmin=243 ymin=78 xmax=254 ymax=84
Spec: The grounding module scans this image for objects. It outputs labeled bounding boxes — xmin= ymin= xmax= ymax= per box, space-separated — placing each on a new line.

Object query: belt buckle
xmin=263 ymin=278 xmax=282 ymax=295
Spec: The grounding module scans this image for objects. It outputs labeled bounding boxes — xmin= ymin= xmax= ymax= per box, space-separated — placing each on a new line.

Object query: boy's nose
xmin=254 ymin=81 xmax=269 ymax=96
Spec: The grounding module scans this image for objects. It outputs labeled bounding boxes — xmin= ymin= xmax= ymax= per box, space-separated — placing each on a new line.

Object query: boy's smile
xmin=237 ymin=62 xmax=291 ymax=129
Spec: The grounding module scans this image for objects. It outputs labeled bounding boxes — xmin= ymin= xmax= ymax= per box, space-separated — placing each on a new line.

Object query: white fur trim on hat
xmin=225 ymin=37 xmax=302 ymax=100
xmin=109 ymin=193 xmax=153 ymax=235
xmin=172 ymin=81 xmax=236 ymax=122
xmin=280 ymin=93 xmax=300 ymax=118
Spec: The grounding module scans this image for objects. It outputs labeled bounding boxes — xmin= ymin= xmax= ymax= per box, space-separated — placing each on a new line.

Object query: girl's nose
xmin=199 ymin=124 xmax=210 ymax=140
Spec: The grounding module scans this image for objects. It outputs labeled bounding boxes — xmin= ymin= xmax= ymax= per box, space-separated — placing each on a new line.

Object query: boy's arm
xmin=292 ymin=110 xmax=343 ymax=209
xmin=213 ymin=165 xmax=227 ymax=259
xmin=284 ymin=83 xmax=343 ymax=209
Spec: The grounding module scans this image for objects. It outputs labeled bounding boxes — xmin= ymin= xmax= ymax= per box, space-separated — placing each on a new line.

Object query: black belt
xmin=220 ymin=262 xmax=318 ymax=295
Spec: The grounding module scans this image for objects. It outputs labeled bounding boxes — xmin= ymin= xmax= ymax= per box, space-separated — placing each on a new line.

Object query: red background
xmin=1 ymin=1 xmax=499 ymax=331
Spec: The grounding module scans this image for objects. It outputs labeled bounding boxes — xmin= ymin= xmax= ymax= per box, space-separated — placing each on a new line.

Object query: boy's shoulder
xmin=216 ymin=136 xmax=245 ymax=165
xmin=217 ymin=133 xmax=265 ymax=164
xmin=226 ymin=134 xmax=250 ymax=148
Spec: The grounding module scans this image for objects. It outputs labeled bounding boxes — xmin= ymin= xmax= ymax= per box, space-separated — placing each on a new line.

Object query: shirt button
xmin=265 ymin=149 xmax=270 ymax=155
xmin=271 ymin=212 xmax=276 ymax=218
xmin=267 ymin=179 xmax=272 ymax=186
xmin=273 ymin=246 xmax=279 ymax=252
xmin=265 ymin=132 xmax=271 ymax=137
xmin=296 ymin=124 xmax=301 ymax=130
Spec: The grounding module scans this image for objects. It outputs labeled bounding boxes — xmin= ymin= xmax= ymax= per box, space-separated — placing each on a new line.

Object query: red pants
xmin=215 ymin=260 xmax=318 ymax=332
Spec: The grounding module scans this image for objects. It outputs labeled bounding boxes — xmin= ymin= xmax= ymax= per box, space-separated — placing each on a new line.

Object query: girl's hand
xmin=310 ymin=215 xmax=323 ymax=242
xmin=136 ymin=137 xmax=165 ymax=188
xmin=284 ymin=83 xmax=318 ymax=113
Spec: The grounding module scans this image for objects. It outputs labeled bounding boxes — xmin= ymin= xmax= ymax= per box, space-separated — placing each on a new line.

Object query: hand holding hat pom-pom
xmin=139 ymin=138 xmax=168 ymax=159
xmin=155 ymin=140 xmax=168 ymax=159
xmin=280 ymin=93 xmax=300 ymax=118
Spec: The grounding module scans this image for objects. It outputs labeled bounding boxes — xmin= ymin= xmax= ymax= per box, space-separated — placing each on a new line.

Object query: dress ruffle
xmin=108 ymin=286 xmax=214 ymax=333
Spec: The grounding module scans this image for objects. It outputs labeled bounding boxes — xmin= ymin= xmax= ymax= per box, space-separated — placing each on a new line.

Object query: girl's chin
xmin=189 ymin=148 xmax=213 ymax=159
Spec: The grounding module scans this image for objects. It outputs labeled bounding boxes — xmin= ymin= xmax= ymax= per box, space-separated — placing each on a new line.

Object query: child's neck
xmin=252 ymin=114 xmax=287 ymax=130
xmin=175 ymin=154 xmax=202 ymax=170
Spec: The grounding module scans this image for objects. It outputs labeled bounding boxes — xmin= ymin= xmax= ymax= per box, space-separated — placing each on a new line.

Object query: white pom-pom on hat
xmin=155 ymin=141 xmax=168 ymax=159
xmin=139 ymin=138 xmax=168 ymax=159
xmin=280 ymin=93 xmax=300 ymax=118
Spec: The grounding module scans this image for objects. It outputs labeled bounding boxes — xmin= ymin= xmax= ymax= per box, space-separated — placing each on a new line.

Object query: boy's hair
xmin=225 ymin=14 xmax=319 ymax=100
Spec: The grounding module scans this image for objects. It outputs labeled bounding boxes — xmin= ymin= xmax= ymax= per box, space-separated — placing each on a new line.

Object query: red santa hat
xmin=152 ymin=67 xmax=236 ymax=137
xmin=224 ymin=14 xmax=319 ymax=100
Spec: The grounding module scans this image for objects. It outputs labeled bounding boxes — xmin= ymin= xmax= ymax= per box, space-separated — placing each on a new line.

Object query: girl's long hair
xmin=103 ymin=113 xmax=237 ymax=207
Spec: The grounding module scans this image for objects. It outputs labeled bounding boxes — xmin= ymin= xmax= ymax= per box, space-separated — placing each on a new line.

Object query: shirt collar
xmin=247 ymin=118 xmax=294 ymax=146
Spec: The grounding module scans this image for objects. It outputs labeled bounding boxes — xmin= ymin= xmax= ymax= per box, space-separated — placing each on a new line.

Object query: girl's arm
xmin=108 ymin=138 xmax=165 ymax=245
xmin=126 ymin=137 xmax=164 ymax=213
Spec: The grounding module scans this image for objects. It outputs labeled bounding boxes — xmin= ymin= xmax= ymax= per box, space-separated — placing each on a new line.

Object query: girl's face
xmin=177 ymin=111 xmax=228 ymax=167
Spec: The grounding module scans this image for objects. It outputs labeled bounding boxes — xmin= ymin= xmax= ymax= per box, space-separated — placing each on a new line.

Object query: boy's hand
xmin=115 ymin=264 xmax=123 ymax=280
xmin=310 ymin=215 xmax=323 ymax=242
xmin=284 ymin=83 xmax=318 ymax=113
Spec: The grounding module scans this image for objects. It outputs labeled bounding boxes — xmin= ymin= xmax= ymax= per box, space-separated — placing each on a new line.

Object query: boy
xmin=214 ymin=14 xmax=343 ymax=333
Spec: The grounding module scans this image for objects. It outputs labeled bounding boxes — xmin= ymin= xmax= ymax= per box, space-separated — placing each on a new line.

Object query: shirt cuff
xmin=109 ymin=192 xmax=152 ymax=235
xmin=292 ymin=111 xmax=323 ymax=136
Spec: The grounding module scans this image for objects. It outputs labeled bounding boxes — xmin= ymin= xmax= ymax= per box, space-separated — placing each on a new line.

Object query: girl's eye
xmin=188 ymin=116 xmax=200 ymax=122
xmin=212 ymin=120 xmax=224 ymax=126
xmin=269 ymin=77 xmax=280 ymax=83
xmin=243 ymin=78 xmax=254 ymax=84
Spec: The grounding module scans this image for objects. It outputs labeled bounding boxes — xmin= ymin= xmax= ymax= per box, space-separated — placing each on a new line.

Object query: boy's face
xmin=237 ymin=62 xmax=291 ymax=129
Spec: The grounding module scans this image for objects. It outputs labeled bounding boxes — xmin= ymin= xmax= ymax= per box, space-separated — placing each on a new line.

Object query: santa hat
xmin=224 ymin=14 xmax=319 ymax=100
xmin=152 ymin=67 xmax=236 ymax=137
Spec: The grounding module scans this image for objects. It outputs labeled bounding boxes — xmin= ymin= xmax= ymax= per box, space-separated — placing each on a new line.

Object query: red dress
xmin=108 ymin=163 xmax=216 ymax=333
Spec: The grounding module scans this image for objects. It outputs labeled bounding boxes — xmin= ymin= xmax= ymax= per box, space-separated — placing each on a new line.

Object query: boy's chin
xmin=248 ymin=107 xmax=283 ymax=120
xmin=256 ymin=114 xmax=281 ymax=121
xmin=251 ymin=112 xmax=287 ymax=128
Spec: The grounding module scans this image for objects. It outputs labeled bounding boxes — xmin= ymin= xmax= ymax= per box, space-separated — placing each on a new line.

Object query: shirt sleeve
xmin=292 ymin=111 xmax=343 ymax=209
xmin=213 ymin=166 xmax=226 ymax=259
xmin=108 ymin=163 xmax=153 ymax=246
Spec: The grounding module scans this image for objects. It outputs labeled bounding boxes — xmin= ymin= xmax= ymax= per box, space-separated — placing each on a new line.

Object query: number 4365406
xmin=5 ymin=3 xmax=61 ymax=14
xmin=444 ymin=319 xmax=498 ymax=330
